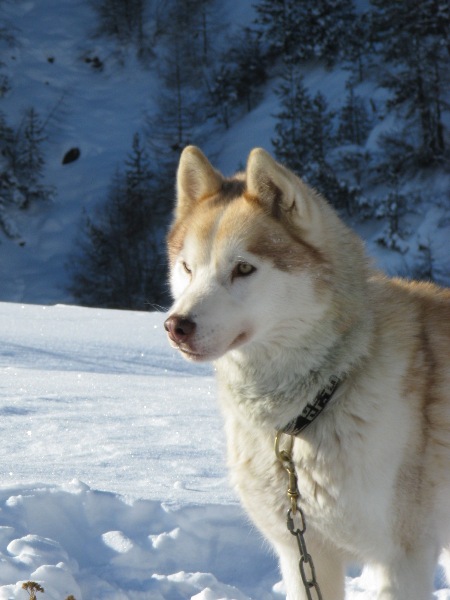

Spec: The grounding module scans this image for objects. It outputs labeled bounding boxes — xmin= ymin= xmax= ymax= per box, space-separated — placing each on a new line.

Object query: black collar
xmin=279 ymin=376 xmax=341 ymax=436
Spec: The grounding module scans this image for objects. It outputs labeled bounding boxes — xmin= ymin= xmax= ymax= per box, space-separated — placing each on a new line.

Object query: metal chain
xmin=275 ymin=431 xmax=323 ymax=600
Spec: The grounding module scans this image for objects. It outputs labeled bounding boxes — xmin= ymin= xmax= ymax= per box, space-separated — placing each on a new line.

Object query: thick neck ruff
xmin=279 ymin=375 xmax=341 ymax=436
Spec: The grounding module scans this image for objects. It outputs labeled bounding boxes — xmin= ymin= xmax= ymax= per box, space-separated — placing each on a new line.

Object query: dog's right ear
xmin=176 ymin=146 xmax=223 ymax=219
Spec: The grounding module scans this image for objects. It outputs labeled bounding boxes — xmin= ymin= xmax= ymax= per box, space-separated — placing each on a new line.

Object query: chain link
xmin=287 ymin=508 xmax=323 ymax=600
xmin=275 ymin=432 xmax=323 ymax=600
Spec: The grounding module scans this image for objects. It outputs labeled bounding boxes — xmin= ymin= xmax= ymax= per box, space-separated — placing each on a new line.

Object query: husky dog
xmin=164 ymin=146 xmax=450 ymax=600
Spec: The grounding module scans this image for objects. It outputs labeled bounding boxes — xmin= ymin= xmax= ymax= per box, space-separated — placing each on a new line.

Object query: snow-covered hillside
xmin=0 ymin=0 xmax=158 ymax=304
xmin=0 ymin=0 xmax=448 ymax=305
xmin=1 ymin=301 xmax=450 ymax=599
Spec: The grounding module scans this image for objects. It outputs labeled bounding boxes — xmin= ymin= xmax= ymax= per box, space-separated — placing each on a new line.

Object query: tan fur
xmin=165 ymin=146 xmax=450 ymax=600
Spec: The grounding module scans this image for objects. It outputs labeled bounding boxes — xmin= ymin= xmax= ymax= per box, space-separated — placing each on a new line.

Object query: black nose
xmin=164 ymin=315 xmax=196 ymax=344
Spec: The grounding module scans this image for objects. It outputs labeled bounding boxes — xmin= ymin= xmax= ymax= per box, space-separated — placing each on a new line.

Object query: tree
xmin=146 ymin=66 xmax=198 ymax=171
xmin=272 ymin=65 xmax=314 ymax=170
xmin=254 ymin=0 xmax=356 ymax=65
xmin=371 ymin=0 xmax=450 ymax=168
xmin=188 ymin=0 xmax=222 ymax=67
xmin=226 ymin=28 xmax=267 ymax=113
xmin=207 ymin=27 xmax=267 ymax=128
xmin=272 ymin=63 xmax=342 ymax=205
xmin=68 ymin=134 xmax=168 ymax=310
xmin=147 ymin=0 xmax=217 ymax=156
xmin=0 ymin=110 xmax=15 ymax=169
xmin=374 ymin=188 xmax=410 ymax=254
xmin=254 ymin=0 xmax=304 ymax=60
xmin=301 ymin=0 xmax=357 ymax=65
xmin=90 ymin=0 xmax=152 ymax=61
xmin=0 ymin=20 xmax=51 ymax=239
xmin=0 ymin=6 xmax=17 ymax=95
xmin=337 ymin=82 xmax=371 ymax=146
xmin=11 ymin=107 xmax=54 ymax=208
xmin=207 ymin=65 xmax=237 ymax=129
xmin=0 ymin=111 xmax=22 ymax=239
xmin=342 ymin=11 xmax=373 ymax=82
xmin=158 ymin=0 xmax=219 ymax=71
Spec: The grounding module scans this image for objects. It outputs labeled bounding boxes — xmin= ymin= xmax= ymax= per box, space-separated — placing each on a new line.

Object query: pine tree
xmin=303 ymin=0 xmax=357 ymax=65
xmin=91 ymin=0 xmax=151 ymax=61
xmin=207 ymin=65 xmax=237 ymax=129
xmin=0 ymin=7 xmax=16 ymax=88
xmin=146 ymin=66 xmax=197 ymax=164
xmin=0 ymin=70 xmax=10 ymax=98
xmin=272 ymin=63 xmax=340 ymax=204
xmin=337 ymin=82 xmax=371 ymax=146
xmin=147 ymin=0 xmax=216 ymax=157
xmin=188 ymin=0 xmax=222 ymax=67
xmin=374 ymin=187 xmax=410 ymax=254
xmin=371 ymin=0 xmax=449 ymax=168
xmin=272 ymin=65 xmax=313 ymax=172
xmin=159 ymin=0 xmax=218 ymax=73
xmin=207 ymin=27 xmax=267 ymax=128
xmin=226 ymin=28 xmax=267 ymax=113
xmin=342 ymin=11 xmax=372 ymax=82
xmin=0 ymin=111 xmax=22 ymax=238
xmin=68 ymin=134 xmax=168 ymax=310
xmin=11 ymin=107 xmax=54 ymax=208
xmin=333 ymin=83 xmax=373 ymax=219
xmin=0 ymin=22 xmax=51 ymax=239
xmin=254 ymin=0 xmax=356 ymax=64
xmin=0 ymin=110 xmax=14 ymax=166
xmin=254 ymin=0 xmax=303 ymax=60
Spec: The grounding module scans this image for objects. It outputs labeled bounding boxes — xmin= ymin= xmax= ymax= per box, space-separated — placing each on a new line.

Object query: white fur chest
xmin=219 ymin=383 xmax=402 ymax=564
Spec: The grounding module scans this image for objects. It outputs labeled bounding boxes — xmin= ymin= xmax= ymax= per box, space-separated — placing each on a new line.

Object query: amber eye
xmin=232 ymin=262 xmax=256 ymax=280
xmin=182 ymin=261 xmax=192 ymax=274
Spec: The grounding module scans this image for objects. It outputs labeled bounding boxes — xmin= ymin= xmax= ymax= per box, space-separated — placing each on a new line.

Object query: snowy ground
xmin=1 ymin=301 xmax=450 ymax=599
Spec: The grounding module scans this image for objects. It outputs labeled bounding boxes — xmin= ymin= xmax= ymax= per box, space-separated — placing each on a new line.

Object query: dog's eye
xmin=232 ymin=262 xmax=256 ymax=279
xmin=182 ymin=261 xmax=192 ymax=275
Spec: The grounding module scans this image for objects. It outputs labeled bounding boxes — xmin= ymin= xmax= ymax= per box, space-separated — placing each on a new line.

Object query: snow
xmin=0 ymin=0 xmax=157 ymax=305
xmin=1 ymin=301 xmax=450 ymax=599
xmin=0 ymin=1 xmax=449 ymax=597
xmin=1 ymin=0 xmax=448 ymax=305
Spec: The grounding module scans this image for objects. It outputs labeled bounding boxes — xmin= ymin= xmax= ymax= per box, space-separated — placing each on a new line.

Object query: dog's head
xmin=164 ymin=146 xmax=342 ymax=362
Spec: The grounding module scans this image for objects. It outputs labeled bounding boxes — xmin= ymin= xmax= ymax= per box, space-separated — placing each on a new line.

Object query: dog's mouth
xmin=176 ymin=331 xmax=251 ymax=362
xmin=178 ymin=346 xmax=209 ymax=361
xmin=166 ymin=324 xmax=253 ymax=363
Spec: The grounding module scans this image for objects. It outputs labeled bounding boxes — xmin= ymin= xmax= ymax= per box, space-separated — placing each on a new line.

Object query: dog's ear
xmin=176 ymin=146 xmax=223 ymax=219
xmin=246 ymin=148 xmax=320 ymax=229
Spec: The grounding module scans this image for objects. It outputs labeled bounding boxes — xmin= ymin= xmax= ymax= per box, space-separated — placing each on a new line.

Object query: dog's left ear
xmin=246 ymin=148 xmax=321 ymax=231
xmin=176 ymin=146 xmax=223 ymax=220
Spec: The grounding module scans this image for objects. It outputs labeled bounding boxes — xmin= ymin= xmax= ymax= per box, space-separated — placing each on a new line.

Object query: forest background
xmin=0 ymin=0 xmax=449 ymax=310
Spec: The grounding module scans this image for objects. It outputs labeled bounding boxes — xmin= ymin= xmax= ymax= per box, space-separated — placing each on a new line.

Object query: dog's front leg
xmin=374 ymin=543 xmax=439 ymax=600
xmin=275 ymin=535 xmax=345 ymax=600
